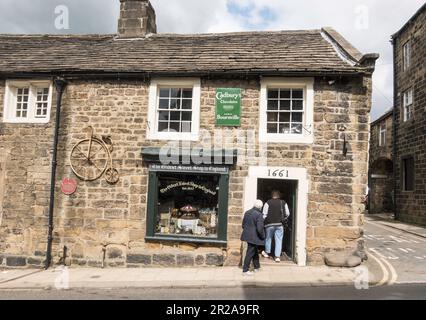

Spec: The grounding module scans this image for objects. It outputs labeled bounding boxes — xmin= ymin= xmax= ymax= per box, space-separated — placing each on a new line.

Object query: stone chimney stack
xmin=118 ymin=0 xmax=157 ymax=38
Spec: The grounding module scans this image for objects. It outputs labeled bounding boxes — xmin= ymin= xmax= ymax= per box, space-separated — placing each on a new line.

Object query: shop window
xmin=403 ymin=89 xmax=413 ymax=122
xmin=146 ymin=167 xmax=229 ymax=244
xmin=259 ymin=78 xmax=314 ymax=144
xmin=379 ymin=122 xmax=386 ymax=146
xmin=3 ymin=80 xmax=53 ymax=123
xmin=156 ymin=173 xmax=219 ymax=238
xmin=147 ymin=78 xmax=201 ymax=141
xmin=402 ymin=157 xmax=414 ymax=191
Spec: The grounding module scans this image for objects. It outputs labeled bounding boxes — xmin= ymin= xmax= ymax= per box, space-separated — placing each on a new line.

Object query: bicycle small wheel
xmin=105 ymin=168 xmax=119 ymax=185
xmin=70 ymin=138 xmax=109 ymax=181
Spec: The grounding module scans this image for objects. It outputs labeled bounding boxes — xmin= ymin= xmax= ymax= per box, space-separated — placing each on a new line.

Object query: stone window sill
xmin=145 ymin=236 xmax=227 ymax=246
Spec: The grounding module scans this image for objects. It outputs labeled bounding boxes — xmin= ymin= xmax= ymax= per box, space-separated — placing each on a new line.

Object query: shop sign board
xmin=215 ymin=88 xmax=241 ymax=126
xmin=150 ymin=164 xmax=228 ymax=174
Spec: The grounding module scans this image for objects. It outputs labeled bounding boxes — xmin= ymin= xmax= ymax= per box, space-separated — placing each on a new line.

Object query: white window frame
xmin=3 ymin=80 xmax=53 ymax=124
xmin=259 ymin=78 xmax=314 ymax=144
xmin=379 ymin=122 xmax=386 ymax=147
xmin=403 ymin=89 xmax=413 ymax=122
xmin=147 ymin=78 xmax=201 ymax=141
xmin=402 ymin=40 xmax=411 ymax=72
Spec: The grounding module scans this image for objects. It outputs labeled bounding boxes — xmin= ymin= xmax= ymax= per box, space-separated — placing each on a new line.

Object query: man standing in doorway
xmin=262 ymin=190 xmax=290 ymax=263
xmin=241 ymin=200 xmax=265 ymax=275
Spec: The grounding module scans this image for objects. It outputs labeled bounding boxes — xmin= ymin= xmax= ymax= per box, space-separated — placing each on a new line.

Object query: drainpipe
xmin=391 ymin=39 xmax=398 ymax=221
xmin=45 ymin=77 xmax=67 ymax=270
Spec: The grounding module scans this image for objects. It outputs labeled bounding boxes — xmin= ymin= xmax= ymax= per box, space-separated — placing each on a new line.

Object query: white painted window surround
xmin=147 ymin=78 xmax=201 ymax=141
xmin=403 ymin=89 xmax=413 ymax=122
xmin=379 ymin=122 xmax=386 ymax=147
xmin=3 ymin=80 xmax=53 ymax=124
xmin=403 ymin=40 xmax=411 ymax=72
xmin=259 ymin=78 xmax=314 ymax=144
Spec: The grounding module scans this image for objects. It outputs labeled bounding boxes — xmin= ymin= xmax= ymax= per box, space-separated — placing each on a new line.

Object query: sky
xmin=0 ymin=0 xmax=424 ymax=121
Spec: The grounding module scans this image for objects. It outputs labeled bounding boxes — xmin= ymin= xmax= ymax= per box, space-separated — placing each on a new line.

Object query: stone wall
xmin=370 ymin=115 xmax=393 ymax=163
xmin=394 ymin=8 xmax=426 ymax=226
xmin=0 ymin=80 xmax=56 ymax=268
xmin=369 ymin=114 xmax=394 ymax=214
xmin=0 ymin=75 xmax=373 ymax=268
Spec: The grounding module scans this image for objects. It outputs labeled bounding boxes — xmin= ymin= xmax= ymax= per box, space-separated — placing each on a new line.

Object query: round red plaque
xmin=61 ymin=178 xmax=77 ymax=195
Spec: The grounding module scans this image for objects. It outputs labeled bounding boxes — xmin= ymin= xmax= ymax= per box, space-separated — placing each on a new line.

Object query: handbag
xmin=280 ymin=200 xmax=289 ymax=226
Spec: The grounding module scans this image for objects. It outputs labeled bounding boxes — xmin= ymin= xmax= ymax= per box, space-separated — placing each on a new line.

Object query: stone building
xmin=368 ymin=109 xmax=393 ymax=214
xmin=392 ymin=3 xmax=426 ymax=226
xmin=0 ymin=0 xmax=378 ymax=268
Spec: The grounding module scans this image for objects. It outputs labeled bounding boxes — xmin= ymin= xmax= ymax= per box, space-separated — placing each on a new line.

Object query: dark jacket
xmin=241 ymin=207 xmax=265 ymax=246
xmin=263 ymin=198 xmax=290 ymax=228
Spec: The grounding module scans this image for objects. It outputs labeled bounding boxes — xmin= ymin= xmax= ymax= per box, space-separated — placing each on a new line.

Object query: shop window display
xmin=156 ymin=173 xmax=220 ymax=238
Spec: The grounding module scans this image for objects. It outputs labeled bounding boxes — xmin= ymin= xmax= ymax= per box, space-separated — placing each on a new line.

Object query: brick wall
xmin=394 ymin=8 xmax=426 ymax=226
xmin=0 ymin=75 xmax=373 ymax=267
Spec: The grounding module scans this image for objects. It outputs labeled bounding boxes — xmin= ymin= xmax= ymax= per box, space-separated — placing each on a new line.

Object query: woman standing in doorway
xmin=261 ymin=190 xmax=290 ymax=262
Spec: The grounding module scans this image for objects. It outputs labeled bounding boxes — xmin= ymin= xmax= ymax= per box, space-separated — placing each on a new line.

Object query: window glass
xmin=157 ymin=87 xmax=193 ymax=133
xmin=379 ymin=122 xmax=386 ymax=146
xmin=403 ymin=41 xmax=411 ymax=71
xmin=156 ymin=173 xmax=220 ymax=238
xmin=15 ymin=87 xmax=29 ymax=118
xmin=403 ymin=89 xmax=413 ymax=121
xmin=266 ymin=88 xmax=304 ymax=135
xmin=35 ymin=87 xmax=50 ymax=118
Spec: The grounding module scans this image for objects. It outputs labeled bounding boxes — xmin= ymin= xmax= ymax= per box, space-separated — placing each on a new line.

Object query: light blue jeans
xmin=265 ymin=226 xmax=284 ymax=258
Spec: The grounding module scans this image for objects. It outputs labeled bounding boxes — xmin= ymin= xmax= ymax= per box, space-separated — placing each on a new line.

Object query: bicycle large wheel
xmin=70 ymin=138 xmax=109 ymax=181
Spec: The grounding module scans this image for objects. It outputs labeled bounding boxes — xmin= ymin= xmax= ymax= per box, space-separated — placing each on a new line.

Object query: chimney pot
xmin=118 ymin=0 xmax=157 ymax=38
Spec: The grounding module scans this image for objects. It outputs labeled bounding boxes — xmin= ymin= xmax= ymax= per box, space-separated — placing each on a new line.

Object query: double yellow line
xmin=368 ymin=248 xmax=398 ymax=286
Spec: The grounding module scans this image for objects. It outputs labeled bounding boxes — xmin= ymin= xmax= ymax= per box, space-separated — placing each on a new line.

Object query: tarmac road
xmin=363 ymin=217 xmax=426 ymax=285
xmin=0 ymin=284 xmax=425 ymax=300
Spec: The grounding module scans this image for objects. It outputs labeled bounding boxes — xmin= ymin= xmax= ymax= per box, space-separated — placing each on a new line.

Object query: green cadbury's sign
xmin=215 ymin=88 xmax=241 ymax=126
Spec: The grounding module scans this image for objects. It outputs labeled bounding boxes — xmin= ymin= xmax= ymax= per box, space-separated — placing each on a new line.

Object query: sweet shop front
xmin=142 ymin=148 xmax=237 ymax=246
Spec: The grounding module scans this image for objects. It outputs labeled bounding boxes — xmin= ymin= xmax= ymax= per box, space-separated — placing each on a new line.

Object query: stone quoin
xmin=0 ymin=0 xmax=379 ymax=268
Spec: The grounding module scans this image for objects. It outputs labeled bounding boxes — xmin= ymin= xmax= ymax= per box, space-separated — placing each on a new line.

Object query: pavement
xmin=366 ymin=213 xmax=426 ymax=239
xmin=0 ymin=265 xmax=361 ymax=290
xmin=0 ymin=213 xmax=424 ymax=292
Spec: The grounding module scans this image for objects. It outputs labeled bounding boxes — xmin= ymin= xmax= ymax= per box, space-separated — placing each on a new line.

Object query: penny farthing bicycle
xmin=70 ymin=126 xmax=119 ymax=184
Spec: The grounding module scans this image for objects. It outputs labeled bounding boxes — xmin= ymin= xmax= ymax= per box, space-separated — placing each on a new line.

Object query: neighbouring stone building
xmin=368 ymin=109 xmax=394 ymax=214
xmin=392 ymin=3 xmax=426 ymax=226
xmin=0 ymin=0 xmax=378 ymax=268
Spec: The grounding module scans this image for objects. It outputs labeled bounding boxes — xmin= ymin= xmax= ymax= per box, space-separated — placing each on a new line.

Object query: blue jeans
xmin=265 ymin=226 xmax=284 ymax=258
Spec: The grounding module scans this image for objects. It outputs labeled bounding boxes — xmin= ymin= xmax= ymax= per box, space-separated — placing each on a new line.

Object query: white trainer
xmin=261 ymin=251 xmax=270 ymax=258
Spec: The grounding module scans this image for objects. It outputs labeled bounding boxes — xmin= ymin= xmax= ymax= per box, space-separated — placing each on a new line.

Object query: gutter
xmin=0 ymin=69 xmax=373 ymax=81
xmin=45 ymin=77 xmax=67 ymax=270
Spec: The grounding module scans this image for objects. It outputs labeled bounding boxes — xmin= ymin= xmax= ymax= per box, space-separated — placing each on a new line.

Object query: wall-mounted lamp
xmin=343 ymin=134 xmax=348 ymax=157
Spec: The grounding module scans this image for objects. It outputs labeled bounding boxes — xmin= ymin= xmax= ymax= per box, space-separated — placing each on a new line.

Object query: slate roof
xmin=0 ymin=28 xmax=375 ymax=76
